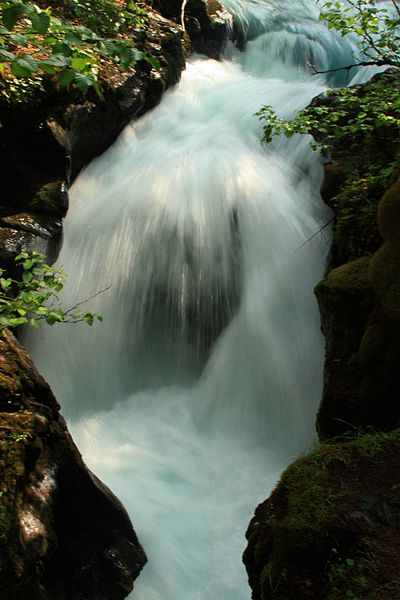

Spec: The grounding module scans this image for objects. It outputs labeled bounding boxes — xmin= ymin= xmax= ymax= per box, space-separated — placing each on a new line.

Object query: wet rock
xmin=0 ymin=330 xmax=146 ymax=600
xmin=146 ymin=0 xmax=231 ymax=58
xmin=315 ymin=171 xmax=400 ymax=438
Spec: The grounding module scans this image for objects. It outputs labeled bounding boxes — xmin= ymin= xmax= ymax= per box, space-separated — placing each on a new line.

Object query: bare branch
xmin=63 ymin=286 xmax=110 ymax=316
xmin=307 ymin=58 xmax=399 ymax=75
xmin=181 ymin=0 xmax=189 ymax=31
xmin=390 ymin=0 xmax=400 ymax=17
xmin=295 ymin=216 xmax=335 ymax=252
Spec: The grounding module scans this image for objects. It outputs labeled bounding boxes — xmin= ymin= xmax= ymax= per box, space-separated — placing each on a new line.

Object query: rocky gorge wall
xmin=243 ymin=71 xmax=400 ymax=599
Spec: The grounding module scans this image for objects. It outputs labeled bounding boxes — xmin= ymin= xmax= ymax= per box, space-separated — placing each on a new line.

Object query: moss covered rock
xmin=315 ymin=257 xmax=375 ymax=437
xmin=244 ymin=430 xmax=400 ymax=600
xmin=316 ymin=170 xmax=400 ymax=437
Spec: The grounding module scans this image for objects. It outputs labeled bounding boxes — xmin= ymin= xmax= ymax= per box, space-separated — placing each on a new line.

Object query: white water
xmin=24 ymin=1 xmax=364 ymax=598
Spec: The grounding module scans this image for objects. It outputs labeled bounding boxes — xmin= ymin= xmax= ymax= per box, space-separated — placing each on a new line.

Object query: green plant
xmin=320 ymin=0 xmax=400 ymax=70
xmin=0 ymin=251 xmax=104 ymax=329
xmin=0 ymin=0 xmax=156 ymax=98
xmin=6 ymin=430 xmax=30 ymax=442
xmin=326 ymin=549 xmax=376 ymax=600
xmin=258 ymin=0 xmax=400 ymax=150
xmin=257 ymin=74 xmax=400 ymax=150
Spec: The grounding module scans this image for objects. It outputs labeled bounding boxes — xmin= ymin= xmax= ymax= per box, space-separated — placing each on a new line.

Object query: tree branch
xmin=307 ymin=58 xmax=399 ymax=75
xmin=295 ymin=216 xmax=335 ymax=252
xmin=63 ymin=286 xmax=110 ymax=316
xmin=181 ymin=0 xmax=189 ymax=31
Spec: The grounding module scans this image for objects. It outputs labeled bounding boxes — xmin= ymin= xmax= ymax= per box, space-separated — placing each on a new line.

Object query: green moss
xmin=326 ymin=551 xmax=377 ymax=600
xmin=280 ymin=455 xmax=334 ymax=545
xmin=252 ymin=430 xmax=400 ymax=599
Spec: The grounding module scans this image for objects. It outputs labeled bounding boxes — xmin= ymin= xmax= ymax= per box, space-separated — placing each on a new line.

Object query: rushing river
xmin=25 ymin=1 xmax=366 ymax=598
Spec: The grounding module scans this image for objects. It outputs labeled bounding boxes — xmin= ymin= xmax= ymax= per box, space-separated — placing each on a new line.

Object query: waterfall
xmin=24 ymin=1 xmax=361 ymax=598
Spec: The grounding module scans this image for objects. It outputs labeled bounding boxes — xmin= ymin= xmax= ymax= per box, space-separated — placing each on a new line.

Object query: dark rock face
xmin=146 ymin=0 xmax=231 ymax=59
xmin=316 ymin=169 xmax=400 ymax=438
xmin=0 ymin=330 xmax=146 ymax=600
xmin=0 ymin=8 xmax=186 ymax=269
xmin=309 ymin=72 xmax=400 ymax=438
xmin=315 ymin=257 xmax=376 ymax=437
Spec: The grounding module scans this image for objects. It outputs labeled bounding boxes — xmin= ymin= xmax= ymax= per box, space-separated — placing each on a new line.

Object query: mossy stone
xmin=244 ymin=431 xmax=400 ymax=600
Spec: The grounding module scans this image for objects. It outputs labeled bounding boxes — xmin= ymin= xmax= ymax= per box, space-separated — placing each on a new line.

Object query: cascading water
xmin=24 ymin=1 xmax=365 ymax=598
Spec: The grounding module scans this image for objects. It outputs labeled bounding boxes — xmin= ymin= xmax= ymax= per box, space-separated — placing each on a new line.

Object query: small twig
xmin=64 ymin=286 xmax=110 ymax=316
xmin=295 ymin=216 xmax=335 ymax=252
xmin=391 ymin=0 xmax=400 ymax=17
xmin=307 ymin=58 xmax=399 ymax=75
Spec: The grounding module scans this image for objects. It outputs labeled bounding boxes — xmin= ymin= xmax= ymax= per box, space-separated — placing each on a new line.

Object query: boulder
xmin=243 ymin=430 xmax=400 ymax=600
xmin=0 ymin=330 xmax=146 ymax=600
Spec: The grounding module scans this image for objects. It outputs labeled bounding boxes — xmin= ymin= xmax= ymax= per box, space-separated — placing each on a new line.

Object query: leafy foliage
xmin=258 ymin=73 xmax=400 ymax=150
xmin=258 ymin=0 xmax=400 ymax=150
xmin=320 ymin=0 xmax=400 ymax=69
xmin=0 ymin=0 xmax=156 ymax=98
xmin=0 ymin=251 xmax=103 ymax=329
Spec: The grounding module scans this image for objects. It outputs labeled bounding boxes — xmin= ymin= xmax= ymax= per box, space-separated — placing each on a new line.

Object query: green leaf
xmin=11 ymin=60 xmax=31 ymax=77
xmin=30 ymin=11 xmax=50 ymax=34
xmin=22 ymin=271 xmax=33 ymax=284
xmin=0 ymin=48 xmax=15 ymax=61
xmin=43 ymin=53 xmax=71 ymax=68
xmin=66 ymin=32 xmax=85 ymax=46
xmin=39 ymin=61 xmax=57 ymax=75
xmin=15 ymin=252 xmax=29 ymax=260
xmin=11 ymin=55 xmax=39 ymax=78
xmin=71 ymin=55 xmax=88 ymax=72
xmin=84 ymin=313 xmax=94 ymax=326
xmin=0 ymin=278 xmax=12 ymax=291
xmin=23 ymin=259 xmax=34 ymax=269
xmin=2 ymin=5 xmax=25 ymax=31
xmin=58 ymin=68 xmax=75 ymax=87
xmin=9 ymin=33 xmax=28 ymax=46
xmin=8 ymin=316 xmax=27 ymax=327
xmin=74 ymin=71 xmax=94 ymax=91
xmin=52 ymin=42 xmax=73 ymax=56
